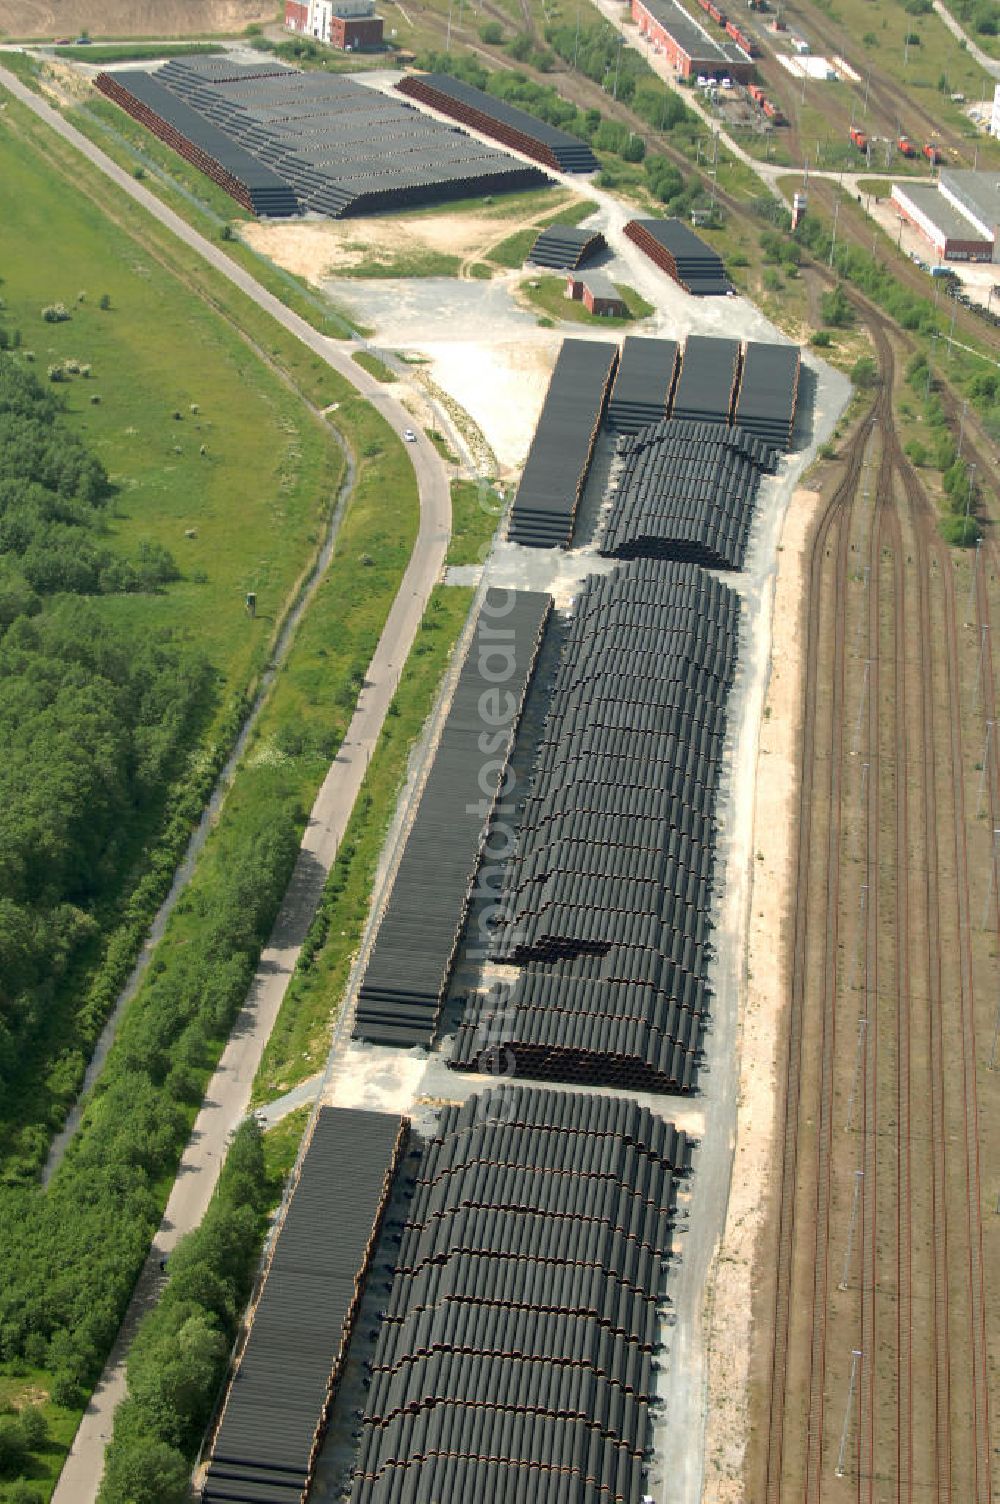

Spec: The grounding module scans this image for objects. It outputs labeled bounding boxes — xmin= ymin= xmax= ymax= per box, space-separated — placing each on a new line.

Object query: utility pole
xmin=852 ymin=658 xmax=872 ymax=757
xmin=958 ymin=399 xmax=969 ymax=457
xmin=855 ymin=564 xmax=871 ymax=650
xmin=982 ymin=828 xmax=1000 ymax=932
xmin=839 ymin=1169 xmax=865 ymax=1288
xmin=829 ymin=197 xmax=840 ymax=268
xmin=836 ymin=1350 xmax=864 ymax=1477
xmin=977 ymin=720 xmax=994 ymax=819
xmin=846 ymin=1013 xmax=868 ymax=1131
xmin=925 ymin=333 xmax=938 ymax=400
xmin=573 ymin=2 xmax=581 ymax=69
xmin=863 ymin=65 xmax=870 ymax=115
xmin=965 ymin=537 xmax=982 ymax=625
xmin=973 ymin=622 xmax=989 ymax=718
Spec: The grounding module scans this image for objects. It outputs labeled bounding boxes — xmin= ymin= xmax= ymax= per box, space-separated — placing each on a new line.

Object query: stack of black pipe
xmin=528 ymin=224 xmax=606 ymax=269
xmin=353 ymin=590 xmax=550 ymax=1048
xmin=605 ymin=336 xmax=679 ymax=434
xmin=397 ymin=73 xmax=599 ymax=173
xmin=623 ymin=218 xmax=732 ymax=295
xmin=670 ymin=335 xmax=742 ymax=424
xmin=348 ymin=1086 xmax=689 ymax=1504
xmin=600 ymin=418 xmax=778 ymax=568
xmin=202 ymin=1109 xmax=407 ymax=1504
xmin=507 ymin=339 xmax=618 ymax=549
xmin=733 ymin=340 xmax=801 ymax=450
xmin=452 ymin=560 xmax=738 ymax=1093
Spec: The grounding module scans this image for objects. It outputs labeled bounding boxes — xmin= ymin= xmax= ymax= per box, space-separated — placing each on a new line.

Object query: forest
xmin=0 ymin=349 xmax=213 ymax=1114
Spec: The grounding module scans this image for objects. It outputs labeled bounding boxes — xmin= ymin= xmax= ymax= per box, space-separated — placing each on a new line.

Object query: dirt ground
xmin=700 ymin=487 xmax=823 ymax=1504
xmin=242 ymin=214 xmax=515 ymax=276
xmin=0 ymin=0 xmax=270 ymax=38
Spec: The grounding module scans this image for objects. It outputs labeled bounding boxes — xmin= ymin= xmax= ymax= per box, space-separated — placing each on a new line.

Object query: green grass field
xmin=447 ymin=478 xmax=504 ymax=566
xmin=51 ymin=41 xmax=226 ymax=61
xmin=0 ymin=102 xmax=340 ymax=728
xmin=252 ymin=584 xmax=474 ymax=1103
xmin=351 ymin=349 xmax=398 ymax=382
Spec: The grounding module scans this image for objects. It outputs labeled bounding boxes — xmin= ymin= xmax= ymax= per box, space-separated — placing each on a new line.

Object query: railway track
xmin=775 ymin=0 xmax=975 ymax=165
xmin=764 ymin=381 xmax=871 ymax=1504
xmin=762 ymin=297 xmax=995 ymax=1504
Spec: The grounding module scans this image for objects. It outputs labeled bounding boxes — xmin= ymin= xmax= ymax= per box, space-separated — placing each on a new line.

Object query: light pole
xmin=925 ymin=332 xmax=938 ymax=401
xmin=965 ymin=536 xmax=982 ymax=624
xmin=973 ymin=621 xmax=989 ymax=718
xmin=852 ymin=658 xmax=872 ymax=757
xmin=839 ymin=1169 xmax=865 ymax=1289
xmin=846 ymin=1013 xmax=868 ymax=1132
xmin=982 ymin=828 xmax=1000 ymax=932
xmin=836 ymin=1350 xmax=863 ymax=1477
xmin=977 ymin=720 xmax=994 ymax=819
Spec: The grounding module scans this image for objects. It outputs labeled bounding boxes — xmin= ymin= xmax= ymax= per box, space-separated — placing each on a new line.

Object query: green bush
xmin=820 ymin=284 xmax=853 ymax=328
xmin=98 ymin=1119 xmax=270 ymax=1499
xmin=851 ymin=355 xmax=879 ymax=388
xmin=479 ymin=20 xmax=503 ymax=42
xmin=810 ymin=330 xmax=833 ymax=348
xmin=940 ymin=513 xmax=980 ymax=546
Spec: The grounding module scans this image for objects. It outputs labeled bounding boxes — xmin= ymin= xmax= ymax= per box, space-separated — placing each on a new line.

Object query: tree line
xmin=0 ymin=351 xmax=213 ymax=1125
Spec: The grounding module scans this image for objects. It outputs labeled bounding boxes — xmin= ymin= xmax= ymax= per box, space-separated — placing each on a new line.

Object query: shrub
xmin=479 ymin=20 xmax=503 ymax=42
xmin=16 ymin=1407 xmax=46 ymax=1450
xmin=220 ymin=224 xmax=235 ymax=242
xmin=99 ymin=293 xmax=112 ymax=310
xmin=940 ymin=514 xmax=980 ymax=546
xmin=0 ymin=1418 xmax=28 ymax=1478
xmin=810 ymin=329 xmax=832 ymax=347
xmin=41 ymin=303 xmax=71 ymax=323
xmin=820 ymin=284 xmax=853 ymax=328
xmin=852 ymin=355 xmax=879 ymax=388
xmin=7 ymin=1482 xmax=44 ymax=1504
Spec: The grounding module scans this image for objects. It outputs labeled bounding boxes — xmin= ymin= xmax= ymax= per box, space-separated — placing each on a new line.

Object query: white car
xmin=696 ymin=74 xmax=709 ymax=86
xmin=403 ymin=428 xmax=417 ymax=442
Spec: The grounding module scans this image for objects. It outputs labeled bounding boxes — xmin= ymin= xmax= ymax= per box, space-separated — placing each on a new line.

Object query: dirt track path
xmin=0 ymin=62 xmax=452 ymax=1504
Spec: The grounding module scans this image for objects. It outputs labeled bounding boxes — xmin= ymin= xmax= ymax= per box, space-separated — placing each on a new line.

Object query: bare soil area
xmin=241 ymin=193 xmax=577 ymax=280
xmin=242 ymin=215 xmax=505 ymax=277
xmin=700 ymin=487 xmax=822 ymax=1503
xmin=419 ymin=337 xmax=556 ymax=473
xmin=0 ymin=0 xmax=270 ymax=38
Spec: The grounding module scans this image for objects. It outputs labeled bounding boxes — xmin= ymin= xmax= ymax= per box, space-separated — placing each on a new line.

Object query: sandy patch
xmin=700 ymin=486 xmax=824 ymax=1503
xmin=242 ymin=209 xmax=551 ymax=281
xmin=0 ymin=0 xmax=270 ymax=37
xmin=419 ymin=337 xmax=558 ymax=473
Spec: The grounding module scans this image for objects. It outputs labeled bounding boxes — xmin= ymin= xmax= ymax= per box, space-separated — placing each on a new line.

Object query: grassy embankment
xmin=50 ymin=41 xmax=225 ymax=61
xmin=250 ymin=478 xmax=501 ymax=1103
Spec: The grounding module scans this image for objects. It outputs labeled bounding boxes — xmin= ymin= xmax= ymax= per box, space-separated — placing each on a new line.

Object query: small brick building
xmin=284 ymin=0 xmax=384 ymax=49
xmin=566 ymin=271 xmax=628 ymax=317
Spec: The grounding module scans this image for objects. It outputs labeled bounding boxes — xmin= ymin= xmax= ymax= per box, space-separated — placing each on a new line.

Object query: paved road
xmin=0 ymin=63 xmax=452 ymax=1503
